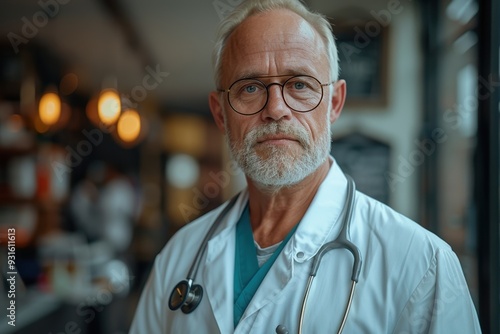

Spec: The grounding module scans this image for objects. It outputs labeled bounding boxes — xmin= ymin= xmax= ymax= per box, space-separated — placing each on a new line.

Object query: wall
xmin=330 ymin=1 xmax=423 ymax=220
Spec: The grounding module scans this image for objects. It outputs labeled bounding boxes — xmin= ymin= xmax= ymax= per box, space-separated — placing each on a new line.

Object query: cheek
xmin=225 ymin=116 xmax=252 ymax=142
xmin=301 ymin=110 xmax=330 ymax=141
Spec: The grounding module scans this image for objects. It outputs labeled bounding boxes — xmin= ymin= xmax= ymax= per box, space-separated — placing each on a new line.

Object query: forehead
xmin=221 ymin=9 xmax=328 ymax=84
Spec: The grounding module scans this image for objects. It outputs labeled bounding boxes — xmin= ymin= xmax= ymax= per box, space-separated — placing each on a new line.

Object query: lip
xmin=256 ymin=135 xmax=298 ymax=144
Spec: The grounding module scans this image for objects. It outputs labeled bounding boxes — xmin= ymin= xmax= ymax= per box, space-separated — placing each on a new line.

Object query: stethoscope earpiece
xmin=168 ymin=280 xmax=204 ymax=314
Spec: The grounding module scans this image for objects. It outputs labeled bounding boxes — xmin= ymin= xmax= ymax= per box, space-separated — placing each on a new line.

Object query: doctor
xmin=130 ymin=0 xmax=481 ymax=333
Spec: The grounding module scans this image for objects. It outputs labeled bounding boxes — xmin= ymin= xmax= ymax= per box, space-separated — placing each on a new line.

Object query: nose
xmin=260 ymin=83 xmax=292 ymax=121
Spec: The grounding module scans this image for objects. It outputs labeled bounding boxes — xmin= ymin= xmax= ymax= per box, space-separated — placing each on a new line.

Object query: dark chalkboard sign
xmin=335 ymin=24 xmax=389 ymax=107
xmin=332 ymin=133 xmax=391 ymax=204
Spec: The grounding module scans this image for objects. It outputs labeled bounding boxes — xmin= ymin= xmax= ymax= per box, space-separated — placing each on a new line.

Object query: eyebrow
xmin=236 ymin=70 xmax=309 ymax=80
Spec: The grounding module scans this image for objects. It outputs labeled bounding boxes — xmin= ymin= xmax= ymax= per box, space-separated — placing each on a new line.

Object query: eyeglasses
xmin=218 ymin=75 xmax=333 ymax=116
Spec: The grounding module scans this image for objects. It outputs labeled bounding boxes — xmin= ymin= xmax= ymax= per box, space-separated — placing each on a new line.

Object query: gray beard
xmin=226 ymin=120 xmax=331 ymax=189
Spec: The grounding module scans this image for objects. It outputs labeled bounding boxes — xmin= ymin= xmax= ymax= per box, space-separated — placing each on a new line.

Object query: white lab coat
xmin=130 ymin=160 xmax=481 ymax=334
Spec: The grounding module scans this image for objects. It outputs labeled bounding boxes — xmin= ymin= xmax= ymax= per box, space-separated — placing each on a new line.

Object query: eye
xmin=293 ymin=81 xmax=306 ymax=90
xmin=285 ymin=76 xmax=321 ymax=95
xmin=236 ymin=81 xmax=265 ymax=96
xmin=286 ymin=78 xmax=312 ymax=91
xmin=244 ymin=85 xmax=258 ymax=93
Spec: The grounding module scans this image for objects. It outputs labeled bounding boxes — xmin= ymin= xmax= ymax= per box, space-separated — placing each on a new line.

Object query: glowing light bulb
xmin=117 ymin=109 xmax=141 ymax=142
xmin=39 ymin=92 xmax=61 ymax=125
xmin=98 ymin=89 xmax=121 ymax=125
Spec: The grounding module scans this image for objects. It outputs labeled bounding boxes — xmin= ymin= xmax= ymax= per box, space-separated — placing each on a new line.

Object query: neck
xmin=246 ymin=158 xmax=332 ymax=247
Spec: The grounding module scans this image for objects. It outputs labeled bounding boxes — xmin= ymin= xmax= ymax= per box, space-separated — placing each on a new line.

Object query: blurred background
xmin=0 ymin=0 xmax=498 ymax=333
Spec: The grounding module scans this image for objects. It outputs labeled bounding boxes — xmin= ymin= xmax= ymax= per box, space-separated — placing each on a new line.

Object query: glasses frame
xmin=218 ymin=74 xmax=333 ymax=116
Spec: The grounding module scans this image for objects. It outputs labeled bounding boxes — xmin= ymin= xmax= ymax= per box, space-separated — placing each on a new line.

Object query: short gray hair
xmin=212 ymin=0 xmax=339 ymax=88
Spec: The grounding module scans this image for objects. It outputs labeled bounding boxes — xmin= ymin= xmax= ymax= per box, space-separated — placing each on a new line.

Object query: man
xmin=130 ymin=0 xmax=481 ymax=333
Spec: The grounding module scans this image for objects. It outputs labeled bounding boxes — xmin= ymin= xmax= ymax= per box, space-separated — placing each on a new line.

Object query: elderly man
xmin=130 ymin=0 xmax=481 ymax=333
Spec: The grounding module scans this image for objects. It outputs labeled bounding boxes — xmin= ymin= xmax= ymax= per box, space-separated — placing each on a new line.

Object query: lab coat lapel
xmin=202 ymin=192 xmax=248 ymax=334
xmin=238 ymin=240 xmax=297 ymax=328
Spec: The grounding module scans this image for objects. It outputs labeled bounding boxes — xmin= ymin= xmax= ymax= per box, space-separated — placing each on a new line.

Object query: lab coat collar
xmin=292 ymin=157 xmax=349 ymax=262
xmin=204 ymin=156 xmax=348 ymax=251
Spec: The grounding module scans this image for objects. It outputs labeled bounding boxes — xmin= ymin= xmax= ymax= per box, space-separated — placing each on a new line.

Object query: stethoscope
xmin=168 ymin=175 xmax=362 ymax=334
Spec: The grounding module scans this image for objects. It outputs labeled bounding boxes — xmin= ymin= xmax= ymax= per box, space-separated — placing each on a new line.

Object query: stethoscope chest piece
xmin=168 ymin=280 xmax=204 ymax=314
xmin=168 ymin=195 xmax=240 ymax=315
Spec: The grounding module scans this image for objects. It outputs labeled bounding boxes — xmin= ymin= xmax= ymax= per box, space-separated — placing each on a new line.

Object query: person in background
xmin=130 ymin=0 xmax=481 ymax=333
xmin=70 ymin=161 xmax=136 ymax=254
xmin=70 ymin=161 xmax=139 ymax=333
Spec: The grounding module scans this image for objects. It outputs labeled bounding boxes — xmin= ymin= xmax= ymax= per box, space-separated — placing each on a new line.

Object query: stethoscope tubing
xmin=185 ymin=194 xmax=240 ymax=281
xmin=298 ymin=175 xmax=360 ymax=334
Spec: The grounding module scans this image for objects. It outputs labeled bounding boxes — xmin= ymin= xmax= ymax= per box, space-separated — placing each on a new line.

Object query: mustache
xmin=246 ymin=122 xmax=310 ymax=148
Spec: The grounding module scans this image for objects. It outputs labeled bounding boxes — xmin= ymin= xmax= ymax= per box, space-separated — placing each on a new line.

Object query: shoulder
xmin=153 ymin=192 xmax=246 ymax=275
xmin=354 ymin=191 xmax=449 ymax=251
xmin=166 ymin=207 xmax=223 ymax=248
xmin=352 ymin=191 xmax=454 ymax=281
xmin=155 ymin=204 xmax=226 ymax=265
xmin=350 ymin=192 xmax=473 ymax=319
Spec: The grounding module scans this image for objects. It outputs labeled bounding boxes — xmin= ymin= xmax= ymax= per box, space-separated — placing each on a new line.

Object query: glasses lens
xmin=283 ymin=76 xmax=323 ymax=112
xmin=227 ymin=75 xmax=324 ymax=115
xmin=228 ymin=79 xmax=267 ymax=115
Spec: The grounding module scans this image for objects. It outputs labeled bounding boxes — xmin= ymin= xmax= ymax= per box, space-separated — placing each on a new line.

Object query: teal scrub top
xmin=233 ymin=204 xmax=298 ymax=328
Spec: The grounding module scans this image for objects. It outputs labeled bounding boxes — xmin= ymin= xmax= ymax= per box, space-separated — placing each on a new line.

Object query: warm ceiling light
xmin=39 ymin=92 xmax=61 ymax=126
xmin=117 ymin=109 xmax=141 ymax=142
xmin=34 ymin=114 xmax=49 ymax=133
xmin=97 ymin=89 xmax=121 ymax=125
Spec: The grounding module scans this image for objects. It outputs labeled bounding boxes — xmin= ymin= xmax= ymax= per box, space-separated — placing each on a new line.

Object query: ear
xmin=208 ymin=91 xmax=226 ymax=133
xmin=329 ymin=79 xmax=346 ymax=124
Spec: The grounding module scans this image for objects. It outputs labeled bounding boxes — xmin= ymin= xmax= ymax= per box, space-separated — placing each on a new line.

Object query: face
xmin=209 ymin=9 xmax=346 ymax=188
